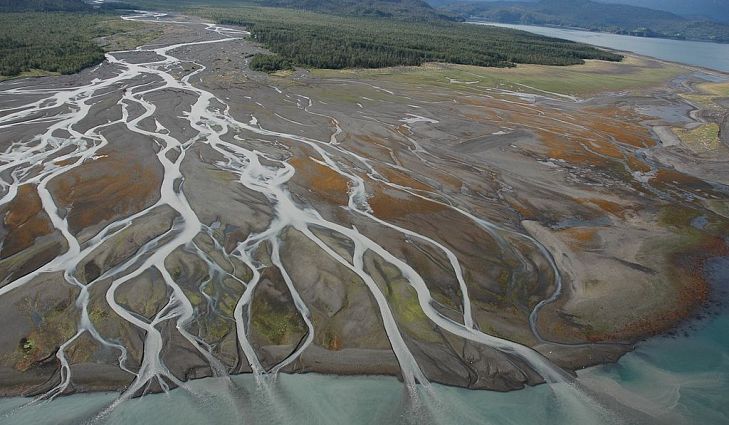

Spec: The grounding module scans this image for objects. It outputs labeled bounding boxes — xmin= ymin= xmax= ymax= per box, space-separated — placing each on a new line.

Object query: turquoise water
xmin=471 ymin=22 xmax=729 ymax=73
xmin=0 ymin=375 xmax=612 ymax=425
xmin=579 ymin=257 xmax=729 ymax=424
xmin=1 ymin=258 xmax=726 ymax=425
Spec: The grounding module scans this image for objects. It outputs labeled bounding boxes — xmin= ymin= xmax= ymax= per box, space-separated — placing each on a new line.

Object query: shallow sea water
xmin=471 ymin=22 xmax=729 ymax=73
xmin=1 ymin=259 xmax=726 ymax=425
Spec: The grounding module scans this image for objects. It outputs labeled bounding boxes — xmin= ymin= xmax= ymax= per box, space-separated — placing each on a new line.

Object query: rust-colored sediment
xmin=561 ymin=227 xmax=599 ymax=250
xmin=48 ymin=154 xmax=161 ymax=234
xmin=368 ymin=185 xmax=446 ymax=220
xmin=577 ymin=198 xmax=634 ymax=219
xmin=1 ymin=184 xmax=53 ymax=258
xmin=475 ymin=102 xmax=655 ymax=174
xmin=289 ymin=157 xmax=350 ymax=205
xmin=651 ymin=168 xmax=711 ymax=188
xmin=589 ymin=236 xmax=726 ymax=342
xmin=379 ymin=166 xmax=432 ymax=192
xmin=583 ymin=106 xmax=654 ymax=148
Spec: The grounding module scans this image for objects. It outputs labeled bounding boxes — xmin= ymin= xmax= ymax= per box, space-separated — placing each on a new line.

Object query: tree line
xmin=0 ymin=13 xmax=110 ymax=76
xmin=0 ymin=0 xmax=90 ymax=12
xmin=205 ymin=7 xmax=622 ymax=72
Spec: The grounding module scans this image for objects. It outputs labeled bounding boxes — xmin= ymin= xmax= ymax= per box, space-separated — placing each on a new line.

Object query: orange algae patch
xmin=463 ymin=112 xmax=500 ymax=123
xmin=290 ymin=157 xmax=350 ymax=205
xmin=530 ymin=104 xmax=656 ymax=170
xmin=538 ymin=131 xmax=609 ymax=166
xmin=508 ymin=198 xmax=539 ymax=220
xmin=589 ymin=236 xmax=725 ymax=342
xmin=652 ymin=169 xmax=703 ymax=185
xmin=626 ymin=155 xmax=651 ymax=173
xmin=368 ymin=185 xmax=446 ymax=220
xmin=459 ymin=97 xmax=490 ymax=107
xmin=650 ymin=169 xmax=716 ymax=194
xmin=1 ymin=184 xmax=53 ymax=258
xmin=395 ymin=124 xmax=411 ymax=135
xmin=422 ymin=168 xmax=463 ymax=191
xmin=379 ymin=167 xmax=432 ymax=191
xmin=585 ymin=139 xmax=624 ymax=159
xmin=53 ymin=158 xmax=77 ymax=167
xmin=577 ymin=198 xmax=633 ymax=219
xmin=583 ymin=106 xmax=653 ymax=148
xmin=351 ymin=134 xmax=404 ymax=164
xmin=49 ymin=154 xmax=161 ymax=234
xmin=561 ymin=227 xmax=599 ymax=250
xmin=325 ymin=333 xmax=343 ymax=351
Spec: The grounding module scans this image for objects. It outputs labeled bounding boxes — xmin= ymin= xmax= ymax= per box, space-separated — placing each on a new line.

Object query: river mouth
xmin=0 ymin=9 xmax=728 ymax=425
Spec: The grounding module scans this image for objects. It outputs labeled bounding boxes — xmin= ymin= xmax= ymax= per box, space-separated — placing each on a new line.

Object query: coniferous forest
xmin=0 ymin=13 xmax=109 ymax=76
xmin=0 ymin=0 xmax=90 ymax=12
xmin=205 ymin=6 xmax=622 ymax=72
xmin=0 ymin=0 xmax=623 ymax=77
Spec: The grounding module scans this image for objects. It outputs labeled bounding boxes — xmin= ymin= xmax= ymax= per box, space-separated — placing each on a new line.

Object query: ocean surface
xmin=470 ymin=22 xmax=729 ymax=73
xmin=0 ymin=257 xmax=726 ymax=424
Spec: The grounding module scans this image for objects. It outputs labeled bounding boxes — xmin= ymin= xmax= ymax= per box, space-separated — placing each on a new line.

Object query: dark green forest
xmin=0 ymin=11 xmax=152 ymax=77
xmin=242 ymin=0 xmax=454 ymax=21
xmin=0 ymin=13 xmax=107 ymax=76
xmin=441 ymin=0 xmax=729 ymax=43
xmin=249 ymin=54 xmax=293 ymax=72
xmin=0 ymin=0 xmax=90 ymax=12
xmin=116 ymin=0 xmax=454 ymax=21
xmin=0 ymin=0 xmax=623 ymax=78
xmin=205 ymin=6 xmax=621 ymax=71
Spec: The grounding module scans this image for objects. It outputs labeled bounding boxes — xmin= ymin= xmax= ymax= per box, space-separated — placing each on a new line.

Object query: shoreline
xmin=467 ymin=20 xmax=729 ymax=46
xmin=469 ymin=21 xmax=729 ymax=73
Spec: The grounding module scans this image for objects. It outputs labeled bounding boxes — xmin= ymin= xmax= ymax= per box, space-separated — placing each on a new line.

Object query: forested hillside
xmin=0 ymin=13 xmax=105 ymax=76
xmin=0 ymin=0 xmax=90 ymax=12
xmin=244 ymin=0 xmax=453 ymax=20
xmin=428 ymin=0 xmax=729 ymax=23
xmin=0 ymin=12 xmax=159 ymax=78
xmin=0 ymin=0 xmax=623 ymax=79
xmin=441 ymin=0 xmax=729 ymax=42
xmin=203 ymin=6 xmax=621 ymax=71
xmin=119 ymin=0 xmax=453 ymax=21
xmin=597 ymin=0 xmax=729 ymax=24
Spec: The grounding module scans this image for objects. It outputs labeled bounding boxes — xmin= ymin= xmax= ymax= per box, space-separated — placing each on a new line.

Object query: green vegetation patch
xmin=233 ymin=0 xmax=451 ymax=21
xmin=674 ymin=123 xmax=721 ymax=152
xmin=313 ymin=55 xmax=684 ymax=96
xmin=0 ymin=0 xmax=90 ymax=12
xmin=249 ymin=53 xmax=293 ymax=73
xmin=251 ymin=296 xmax=306 ymax=345
xmin=0 ymin=12 xmax=158 ymax=78
xmin=680 ymin=81 xmax=729 ymax=111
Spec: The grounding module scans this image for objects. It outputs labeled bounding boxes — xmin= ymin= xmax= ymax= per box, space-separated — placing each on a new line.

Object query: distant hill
xmin=246 ymin=0 xmax=453 ymax=20
xmin=439 ymin=0 xmax=729 ymax=43
xmin=125 ymin=0 xmax=455 ymax=21
xmin=596 ymin=0 xmax=729 ymax=25
xmin=427 ymin=0 xmax=729 ymax=23
xmin=0 ymin=0 xmax=91 ymax=11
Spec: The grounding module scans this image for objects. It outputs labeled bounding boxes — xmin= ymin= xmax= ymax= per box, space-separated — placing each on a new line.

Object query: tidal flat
xmin=0 ymin=11 xmax=727 ymax=425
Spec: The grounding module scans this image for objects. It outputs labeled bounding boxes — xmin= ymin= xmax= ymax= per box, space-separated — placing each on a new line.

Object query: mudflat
xmin=0 ymin=12 xmax=727 ymax=399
